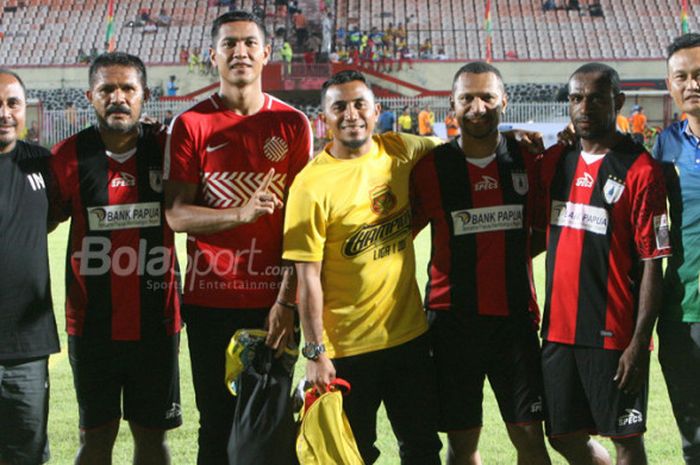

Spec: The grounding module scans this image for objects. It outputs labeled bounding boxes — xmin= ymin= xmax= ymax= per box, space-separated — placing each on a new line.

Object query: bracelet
xmin=276 ymin=299 xmax=298 ymax=310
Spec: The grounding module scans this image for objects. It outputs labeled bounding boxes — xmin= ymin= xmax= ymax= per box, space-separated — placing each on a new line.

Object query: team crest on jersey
xmin=149 ymin=169 xmax=163 ymax=193
xmin=263 ymin=136 xmax=288 ymax=162
xmin=474 ymin=175 xmax=498 ymax=191
xmin=603 ymin=176 xmax=625 ymax=204
xmin=370 ymin=184 xmax=397 ymax=215
xmin=511 ymin=171 xmax=528 ymax=195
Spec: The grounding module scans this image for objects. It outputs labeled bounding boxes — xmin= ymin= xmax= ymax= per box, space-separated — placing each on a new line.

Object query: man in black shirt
xmin=0 ymin=69 xmax=59 ymax=465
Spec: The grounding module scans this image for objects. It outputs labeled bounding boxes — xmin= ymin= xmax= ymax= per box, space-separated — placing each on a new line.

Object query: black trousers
xmin=332 ymin=334 xmax=442 ymax=465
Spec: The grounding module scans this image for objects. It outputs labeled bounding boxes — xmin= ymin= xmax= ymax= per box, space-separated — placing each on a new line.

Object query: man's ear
xmin=615 ymin=92 xmax=626 ymax=113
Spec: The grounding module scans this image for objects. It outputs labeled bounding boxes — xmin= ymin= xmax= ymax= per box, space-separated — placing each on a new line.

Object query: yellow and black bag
xmin=296 ymin=379 xmax=364 ymax=465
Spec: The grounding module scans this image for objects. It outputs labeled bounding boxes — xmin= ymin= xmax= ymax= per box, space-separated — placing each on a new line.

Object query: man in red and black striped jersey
xmin=410 ymin=62 xmax=551 ymax=465
xmin=50 ymin=53 xmax=182 ymax=465
xmin=164 ymin=11 xmax=312 ymax=464
xmin=538 ymin=63 xmax=670 ymax=465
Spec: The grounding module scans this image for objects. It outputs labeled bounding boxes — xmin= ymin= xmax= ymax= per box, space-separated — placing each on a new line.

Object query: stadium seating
xmin=334 ymin=0 xmax=698 ymax=60
xmin=0 ymin=0 xmax=694 ymax=64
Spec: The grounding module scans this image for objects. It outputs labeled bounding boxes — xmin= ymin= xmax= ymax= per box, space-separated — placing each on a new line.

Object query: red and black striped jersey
xmin=410 ymin=137 xmax=540 ymax=321
xmin=50 ymin=124 xmax=181 ymax=341
xmin=538 ymin=139 xmax=671 ymax=350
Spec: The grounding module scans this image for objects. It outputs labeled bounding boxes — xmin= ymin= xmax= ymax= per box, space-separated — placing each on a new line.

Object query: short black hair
xmin=452 ymin=61 xmax=504 ymax=91
xmin=0 ymin=68 xmax=26 ymax=96
xmin=211 ymin=10 xmax=267 ymax=45
xmin=667 ymin=33 xmax=700 ymax=61
xmin=89 ymin=52 xmax=147 ymax=90
xmin=320 ymin=69 xmax=371 ymax=105
xmin=569 ymin=62 xmax=620 ymax=96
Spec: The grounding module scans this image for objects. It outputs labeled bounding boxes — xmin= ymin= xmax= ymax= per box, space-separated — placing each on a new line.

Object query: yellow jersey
xmin=283 ymin=132 xmax=440 ymax=358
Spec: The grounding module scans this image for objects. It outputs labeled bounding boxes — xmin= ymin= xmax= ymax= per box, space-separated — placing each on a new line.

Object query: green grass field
xmin=45 ymin=223 xmax=681 ymax=464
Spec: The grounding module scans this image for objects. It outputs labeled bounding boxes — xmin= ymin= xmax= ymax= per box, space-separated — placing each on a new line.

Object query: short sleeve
xmin=286 ymin=112 xmax=313 ymax=191
xmin=282 ymin=178 xmax=326 ymax=262
xmin=164 ymin=116 xmax=199 ymax=183
xmin=631 ymin=161 xmax=671 ymax=259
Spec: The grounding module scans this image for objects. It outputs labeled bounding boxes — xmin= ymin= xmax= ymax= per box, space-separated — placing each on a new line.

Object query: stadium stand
xmin=0 ymin=0 xmax=696 ymax=66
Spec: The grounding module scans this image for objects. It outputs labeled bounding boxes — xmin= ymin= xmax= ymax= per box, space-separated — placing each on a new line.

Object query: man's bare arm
xmin=164 ymin=168 xmax=283 ymax=235
xmin=296 ymin=260 xmax=335 ymax=391
xmin=614 ymin=258 xmax=663 ymax=393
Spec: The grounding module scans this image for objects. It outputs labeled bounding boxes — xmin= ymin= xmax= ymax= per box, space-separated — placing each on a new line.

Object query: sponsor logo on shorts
xmin=654 ymin=214 xmax=670 ymax=250
xmin=87 ymin=202 xmax=161 ymax=231
xmin=531 ymin=397 xmax=543 ymax=413
xmin=474 ymin=175 xmax=498 ymax=191
xmin=575 ymin=172 xmax=595 ymax=188
xmin=451 ymin=205 xmax=523 ymax=235
xmin=111 ymin=171 xmax=136 ymax=188
xmin=165 ymin=403 xmax=182 ymax=420
xmin=550 ymin=200 xmax=608 ymax=235
xmin=617 ymin=409 xmax=643 ymax=427
xmin=603 ymin=176 xmax=625 ymax=204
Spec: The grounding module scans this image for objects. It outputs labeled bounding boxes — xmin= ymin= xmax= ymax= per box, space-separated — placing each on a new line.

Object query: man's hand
xmin=264 ymin=301 xmax=296 ymax=358
xmin=503 ymin=129 xmax=545 ymax=153
xmin=305 ymin=354 xmax=336 ymax=392
xmin=614 ymin=341 xmax=649 ymax=394
xmin=557 ymin=123 xmax=577 ymax=146
xmin=239 ymin=168 xmax=284 ymax=224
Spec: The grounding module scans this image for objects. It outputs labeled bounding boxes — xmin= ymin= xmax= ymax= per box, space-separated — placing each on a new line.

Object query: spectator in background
xmin=398 ymin=106 xmax=413 ymax=133
xmin=303 ymin=48 xmax=316 ymax=70
xmin=630 ymin=105 xmax=647 ymax=144
xmin=288 ymin=0 xmax=300 ymax=15
xmin=336 ymin=25 xmax=346 ymax=48
xmin=419 ymin=38 xmax=433 ymax=59
xmin=156 ymin=9 xmax=171 ymax=27
xmin=166 ymin=75 xmax=178 ymax=96
xmin=143 ymin=21 xmax=158 ymax=34
xmin=139 ymin=7 xmax=151 ymax=22
xmin=312 ymin=111 xmax=326 ymax=149
xmin=26 ymin=120 xmax=40 ymax=144
xmin=418 ymin=104 xmax=434 ymax=136
xmin=293 ymin=9 xmax=308 ymax=49
xmin=348 ymin=25 xmax=361 ymax=49
xmin=163 ymin=110 xmax=174 ymax=126
xmin=252 ymin=0 xmax=265 ymax=19
xmin=77 ymin=48 xmax=89 ymax=64
xmin=377 ymin=107 xmax=395 ymax=133
xmin=444 ymin=109 xmax=459 ymax=140
xmin=64 ymin=101 xmax=78 ymax=135
xmin=435 ymin=48 xmax=448 ymax=60
xmin=397 ymin=40 xmax=414 ymax=70
xmin=616 ymin=111 xmax=630 ymax=133
xmin=188 ymin=48 xmax=201 ymax=73
xmin=179 ymin=45 xmax=189 ymax=64
xmin=321 ymin=12 xmax=333 ymax=56
xmin=281 ymin=41 xmax=293 ymax=73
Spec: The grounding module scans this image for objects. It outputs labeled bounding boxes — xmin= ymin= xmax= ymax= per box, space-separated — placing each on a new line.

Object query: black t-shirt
xmin=0 ymin=141 xmax=59 ymax=360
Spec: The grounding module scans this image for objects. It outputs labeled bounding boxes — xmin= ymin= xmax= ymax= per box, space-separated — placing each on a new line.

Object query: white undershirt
xmin=106 ymin=147 xmax=137 ymax=164
xmin=580 ymin=150 xmax=606 ymax=165
xmin=466 ymin=153 xmax=496 ymax=168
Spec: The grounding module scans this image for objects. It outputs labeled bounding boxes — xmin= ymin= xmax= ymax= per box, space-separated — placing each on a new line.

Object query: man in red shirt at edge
xmin=163 ymin=10 xmax=312 ymax=465
xmin=537 ymin=63 xmax=670 ymax=465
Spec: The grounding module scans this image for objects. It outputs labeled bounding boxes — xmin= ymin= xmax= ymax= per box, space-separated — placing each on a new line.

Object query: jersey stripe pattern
xmin=411 ymin=137 xmax=539 ymax=320
xmin=540 ymin=139 xmax=670 ymax=350
xmin=51 ymin=125 xmax=181 ymax=341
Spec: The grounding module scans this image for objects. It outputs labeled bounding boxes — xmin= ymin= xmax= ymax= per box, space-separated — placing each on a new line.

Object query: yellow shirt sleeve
xmin=283 ymin=176 xmax=326 ymax=262
xmin=380 ymin=132 xmax=442 ymax=166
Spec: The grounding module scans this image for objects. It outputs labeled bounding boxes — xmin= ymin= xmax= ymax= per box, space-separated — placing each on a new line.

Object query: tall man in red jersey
xmin=50 ymin=53 xmax=182 ymax=465
xmin=538 ymin=63 xmax=670 ymax=465
xmin=410 ymin=62 xmax=551 ymax=465
xmin=164 ymin=11 xmax=312 ymax=464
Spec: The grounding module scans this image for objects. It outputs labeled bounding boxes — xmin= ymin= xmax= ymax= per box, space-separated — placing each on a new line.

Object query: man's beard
xmin=339 ymin=137 xmax=369 ymax=150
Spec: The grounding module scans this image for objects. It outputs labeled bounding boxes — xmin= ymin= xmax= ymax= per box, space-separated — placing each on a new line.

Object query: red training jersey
xmin=164 ymin=93 xmax=312 ymax=309
xmin=538 ymin=139 xmax=671 ymax=350
xmin=50 ymin=124 xmax=181 ymax=341
xmin=411 ymin=137 xmax=540 ymax=321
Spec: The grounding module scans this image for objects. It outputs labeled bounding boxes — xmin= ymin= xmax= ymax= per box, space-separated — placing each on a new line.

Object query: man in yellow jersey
xmin=283 ymin=69 xmax=442 ymax=465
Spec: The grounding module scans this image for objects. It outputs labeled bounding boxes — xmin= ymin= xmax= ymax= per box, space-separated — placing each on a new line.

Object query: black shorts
xmin=428 ymin=311 xmax=545 ymax=431
xmin=68 ymin=334 xmax=182 ymax=430
xmin=0 ymin=357 xmax=50 ymax=465
xmin=541 ymin=341 xmax=648 ymax=438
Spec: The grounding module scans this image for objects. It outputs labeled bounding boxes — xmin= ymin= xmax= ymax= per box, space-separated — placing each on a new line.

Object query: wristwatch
xmin=302 ymin=342 xmax=326 ymax=361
